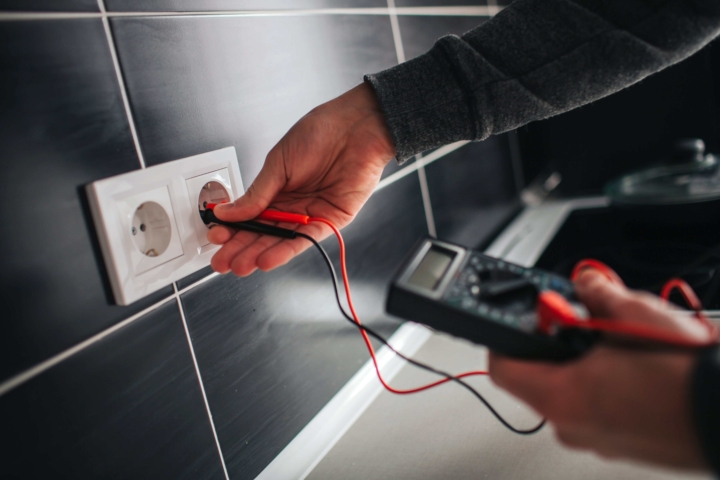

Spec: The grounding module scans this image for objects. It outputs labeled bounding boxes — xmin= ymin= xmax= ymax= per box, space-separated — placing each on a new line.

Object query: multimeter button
xmin=497 ymin=261 xmax=506 ymax=269
xmin=478 ymin=304 xmax=489 ymax=314
xmin=448 ymin=285 xmax=465 ymax=296
xmin=467 ymin=273 xmax=479 ymax=284
xmin=549 ymin=277 xmax=567 ymax=291
xmin=508 ymin=265 xmax=523 ymax=274
xmin=461 ymin=297 xmax=477 ymax=309
xmin=470 ymin=256 xmax=481 ymax=266
xmin=469 ymin=285 xmax=480 ymax=296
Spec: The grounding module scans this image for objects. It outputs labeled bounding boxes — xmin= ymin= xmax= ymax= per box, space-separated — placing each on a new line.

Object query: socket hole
xmin=198 ymin=181 xmax=231 ymax=227
xmin=132 ymin=202 xmax=172 ymax=257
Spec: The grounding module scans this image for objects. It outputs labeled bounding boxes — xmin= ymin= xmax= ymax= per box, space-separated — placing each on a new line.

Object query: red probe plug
xmin=536 ymin=291 xmax=582 ymax=334
xmin=205 ymin=204 xmax=310 ymax=225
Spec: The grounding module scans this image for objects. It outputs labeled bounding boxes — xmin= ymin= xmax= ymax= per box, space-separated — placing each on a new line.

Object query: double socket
xmin=86 ymin=147 xmax=244 ymax=305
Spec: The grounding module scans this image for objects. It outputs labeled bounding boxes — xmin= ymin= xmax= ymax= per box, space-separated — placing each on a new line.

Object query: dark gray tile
xmin=425 ymin=137 xmax=520 ymax=248
xmin=176 ymin=265 xmax=215 ymax=291
xmin=0 ymin=19 xmax=175 ymax=383
xmin=181 ymin=174 xmax=427 ymax=479
xmin=111 ymin=14 xmax=397 ymax=184
xmin=0 ymin=302 xmax=224 ymax=479
xmin=106 ymin=0 xmax=382 ymax=10
xmin=398 ymin=14 xmax=488 ymax=61
xmin=0 ymin=0 xmax=98 ymax=11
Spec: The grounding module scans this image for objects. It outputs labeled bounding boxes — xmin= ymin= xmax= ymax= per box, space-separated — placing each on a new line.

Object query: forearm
xmin=366 ymin=0 xmax=720 ymax=162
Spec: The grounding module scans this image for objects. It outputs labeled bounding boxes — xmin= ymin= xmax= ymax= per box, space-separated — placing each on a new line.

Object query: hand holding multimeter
xmin=387 ymin=238 xmax=718 ymax=360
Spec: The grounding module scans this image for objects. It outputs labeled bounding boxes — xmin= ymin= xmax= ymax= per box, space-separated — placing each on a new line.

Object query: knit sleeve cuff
xmin=692 ymin=345 xmax=720 ymax=474
xmin=364 ymin=43 xmax=476 ymax=164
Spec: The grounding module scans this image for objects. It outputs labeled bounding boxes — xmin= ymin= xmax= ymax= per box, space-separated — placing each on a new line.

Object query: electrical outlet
xmin=185 ymin=168 xmax=233 ymax=251
xmin=86 ymin=147 xmax=243 ymax=305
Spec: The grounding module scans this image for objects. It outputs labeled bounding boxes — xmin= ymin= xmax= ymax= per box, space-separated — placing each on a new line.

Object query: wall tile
xmin=106 ymin=0 xmax=383 ymax=11
xmin=0 ymin=302 xmax=224 ymax=479
xmin=425 ymin=137 xmax=520 ymax=248
xmin=398 ymin=14 xmax=488 ymax=61
xmin=111 ymin=14 xmax=397 ymax=186
xmin=177 ymin=265 xmax=216 ymax=291
xmin=0 ymin=0 xmax=98 ymax=11
xmin=0 ymin=19 xmax=174 ymax=383
xmin=181 ymin=174 xmax=427 ymax=479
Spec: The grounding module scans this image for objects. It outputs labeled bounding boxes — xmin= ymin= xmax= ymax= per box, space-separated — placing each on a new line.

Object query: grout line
xmin=386 ymin=0 xmax=406 ymax=64
xmin=416 ymin=155 xmax=437 ymax=238
xmin=0 ymin=6 xmax=499 ymax=21
xmin=0 ymin=294 xmax=176 ymax=397
xmin=97 ymin=0 xmax=146 ymax=169
xmin=174 ymin=283 xmax=231 ymax=480
xmin=386 ymin=0 xmax=437 ymax=238
xmin=375 ymin=140 xmax=470 ymax=192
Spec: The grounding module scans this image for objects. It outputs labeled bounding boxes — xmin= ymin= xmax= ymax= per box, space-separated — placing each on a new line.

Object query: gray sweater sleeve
xmin=365 ymin=0 xmax=720 ymax=163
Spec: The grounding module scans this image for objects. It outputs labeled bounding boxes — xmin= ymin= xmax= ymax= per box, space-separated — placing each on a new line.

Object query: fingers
xmin=256 ymin=222 xmax=332 ymax=271
xmin=207 ymin=225 xmax=234 ymax=245
xmin=488 ymin=351 xmax=564 ymax=415
xmin=574 ymin=270 xmax=627 ymax=318
xmin=214 ymin=150 xmax=286 ymax=223
xmin=209 ymin=221 xmax=332 ymax=276
xmin=574 ymin=270 xmax=658 ymax=320
xmin=210 ymin=229 xmax=261 ymax=274
xmin=230 ymin=234 xmax=284 ymax=276
xmin=574 ymin=269 xmax=710 ymax=341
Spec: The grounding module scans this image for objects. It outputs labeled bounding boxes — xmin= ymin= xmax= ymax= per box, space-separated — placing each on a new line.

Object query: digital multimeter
xmin=386 ymin=238 xmax=598 ymax=360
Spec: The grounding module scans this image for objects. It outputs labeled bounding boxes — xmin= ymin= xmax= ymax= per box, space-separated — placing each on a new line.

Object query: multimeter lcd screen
xmin=408 ymin=246 xmax=455 ymax=290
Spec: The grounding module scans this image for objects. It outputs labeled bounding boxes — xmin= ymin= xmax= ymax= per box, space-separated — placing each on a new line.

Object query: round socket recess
xmin=198 ymin=181 xmax=231 ymax=225
xmin=132 ymin=201 xmax=172 ymax=257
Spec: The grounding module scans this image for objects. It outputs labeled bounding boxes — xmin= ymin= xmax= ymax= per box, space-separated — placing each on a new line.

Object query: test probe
xmin=202 ymin=204 xmax=719 ymax=435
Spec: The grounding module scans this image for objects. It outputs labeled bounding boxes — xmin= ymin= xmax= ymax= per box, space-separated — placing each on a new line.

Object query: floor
xmin=307 ymin=332 xmax=711 ymax=480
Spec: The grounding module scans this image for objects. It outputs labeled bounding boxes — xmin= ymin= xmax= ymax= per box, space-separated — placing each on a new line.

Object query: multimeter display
xmin=407 ymin=246 xmax=456 ymax=290
xmin=386 ymin=238 xmax=597 ymax=361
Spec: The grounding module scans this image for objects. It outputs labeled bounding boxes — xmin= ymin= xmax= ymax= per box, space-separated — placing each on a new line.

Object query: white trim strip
xmin=0 ymin=6 xmax=500 ymax=21
xmin=174 ymin=284 xmax=230 ymax=480
xmin=416 ymin=155 xmax=437 ymax=238
xmin=375 ymin=140 xmax=470 ymax=192
xmin=255 ymin=322 xmax=433 ymax=480
xmin=98 ymin=0 xmax=146 ymax=169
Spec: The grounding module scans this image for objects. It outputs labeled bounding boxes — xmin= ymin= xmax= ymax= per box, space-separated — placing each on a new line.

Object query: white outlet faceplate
xmin=87 ymin=147 xmax=244 ymax=305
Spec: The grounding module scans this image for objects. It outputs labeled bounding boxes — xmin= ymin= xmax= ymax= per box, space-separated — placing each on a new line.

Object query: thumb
xmin=573 ymin=270 xmax=630 ymax=319
xmin=215 ymin=157 xmax=285 ymax=222
xmin=574 ymin=270 xmax=663 ymax=322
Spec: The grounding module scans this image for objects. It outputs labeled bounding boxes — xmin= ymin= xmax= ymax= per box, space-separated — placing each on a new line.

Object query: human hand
xmin=208 ymin=82 xmax=396 ymax=276
xmin=489 ymin=270 xmax=709 ymax=470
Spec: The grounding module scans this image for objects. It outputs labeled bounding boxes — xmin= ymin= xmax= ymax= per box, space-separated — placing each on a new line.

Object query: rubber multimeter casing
xmin=386 ymin=238 xmax=598 ymax=361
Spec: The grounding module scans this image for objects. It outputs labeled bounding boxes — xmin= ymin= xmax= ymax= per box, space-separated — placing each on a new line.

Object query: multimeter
xmin=386 ymin=238 xmax=598 ymax=360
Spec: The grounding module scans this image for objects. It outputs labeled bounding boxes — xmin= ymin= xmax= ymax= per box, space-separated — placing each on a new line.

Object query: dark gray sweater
xmin=366 ymin=0 xmax=720 ymax=163
xmin=366 ymin=0 xmax=720 ymax=472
